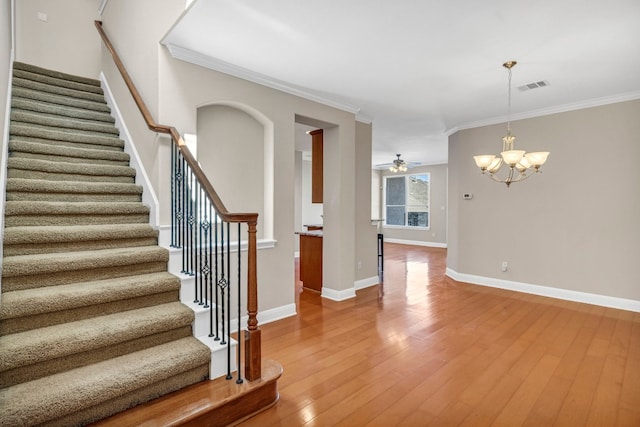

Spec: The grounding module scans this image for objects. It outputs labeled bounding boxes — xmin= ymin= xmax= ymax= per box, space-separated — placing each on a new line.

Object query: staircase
xmin=0 ymin=62 xmax=211 ymax=426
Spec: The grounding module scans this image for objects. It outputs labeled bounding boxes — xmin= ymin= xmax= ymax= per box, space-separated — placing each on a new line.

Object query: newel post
xmin=244 ymin=221 xmax=261 ymax=381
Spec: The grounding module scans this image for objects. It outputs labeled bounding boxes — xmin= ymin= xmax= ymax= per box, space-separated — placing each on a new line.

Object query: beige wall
xmin=355 ymin=121 xmax=379 ymax=282
xmin=15 ymin=0 xmax=101 ymax=79
xmin=100 ymin=0 xmax=185 ymax=209
xmin=197 ymin=105 xmax=265 ymax=240
xmin=448 ymin=99 xmax=640 ymax=301
xmin=378 ymin=163 xmax=448 ymax=246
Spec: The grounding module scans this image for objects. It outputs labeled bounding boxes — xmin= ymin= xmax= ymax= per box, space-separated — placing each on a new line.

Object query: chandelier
xmin=389 ymin=154 xmax=408 ymax=173
xmin=473 ymin=61 xmax=549 ymax=187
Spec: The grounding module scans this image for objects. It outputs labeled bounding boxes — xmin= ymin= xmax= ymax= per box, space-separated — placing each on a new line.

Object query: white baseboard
xmin=355 ymin=275 xmax=380 ymax=290
xmin=322 ymin=287 xmax=356 ymax=301
xmin=202 ymin=304 xmax=297 ymax=335
xmin=383 ymin=238 xmax=447 ymax=248
xmin=446 ymin=268 xmax=640 ymax=313
xmin=256 ymin=303 xmax=297 ymax=325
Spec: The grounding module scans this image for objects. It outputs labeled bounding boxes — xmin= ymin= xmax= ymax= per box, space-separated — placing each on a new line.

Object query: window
xmin=384 ymin=173 xmax=430 ymax=228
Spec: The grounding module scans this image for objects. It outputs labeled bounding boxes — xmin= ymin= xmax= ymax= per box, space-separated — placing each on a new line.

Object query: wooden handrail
xmin=95 ymin=20 xmax=262 ymax=381
xmin=94 ymin=21 xmax=258 ymax=225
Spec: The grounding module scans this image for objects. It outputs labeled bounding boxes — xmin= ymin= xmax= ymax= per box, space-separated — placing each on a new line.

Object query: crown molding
xmin=446 ymin=90 xmax=640 ymax=136
xmin=163 ymin=43 xmax=361 ymax=115
xmin=98 ymin=0 xmax=108 ymax=15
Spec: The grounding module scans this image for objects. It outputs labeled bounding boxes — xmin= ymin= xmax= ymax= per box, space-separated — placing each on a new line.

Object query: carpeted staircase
xmin=0 ymin=62 xmax=211 ymax=426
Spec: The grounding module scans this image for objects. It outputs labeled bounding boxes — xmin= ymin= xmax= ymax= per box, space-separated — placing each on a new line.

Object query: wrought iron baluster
xmin=202 ymin=197 xmax=211 ymax=309
xmin=219 ymin=218 xmax=227 ymax=347
xmin=236 ymin=222 xmax=243 ymax=384
xmin=170 ymin=142 xmax=176 ymax=248
xmin=212 ymin=212 xmax=220 ymax=341
xmin=225 ymin=221 xmax=232 ymax=380
xmin=187 ymin=169 xmax=196 ymax=276
xmin=180 ymin=154 xmax=188 ymax=273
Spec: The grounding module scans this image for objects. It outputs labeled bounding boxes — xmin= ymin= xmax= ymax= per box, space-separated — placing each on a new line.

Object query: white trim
xmin=255 ymin=303 xmax=297 ymax=325
xmin=355 ymin=276 xmax=380 ymax=290
xmin=163 ymin=43 xmax=361 ymax=115
xmin=230 ymin=304 xmax=298 ymax=333
xmin=159 ymin=224 xmax=276 ymax=251
xmin=446 ymin=268 xmax=640 ymax=313
xmin=384 ymin=238 xmax=447 ymax=248
xmin=0 ymin=47 xmax=15 ymax=301
xmin=321 ymin=286 xmax=356 ymax=301
xmin=447 ymin=91 xmax=640 ymax=136
xmin=100 ymin=72 xmax=160 ymax=227
xmin=201 ymin=303 xmax=297 ymax=335
xmin=98 ymin=0 xmax=108 ymax=15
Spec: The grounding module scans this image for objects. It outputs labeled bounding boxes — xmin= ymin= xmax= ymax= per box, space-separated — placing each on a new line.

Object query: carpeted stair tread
xmin=11 ymin=96 xmax=115 ymax=123
xmin=4 ymin=201 xmax=150 ymax=227
xmin=2 ymin=223 xmax=157 ymax=255
xmin=7 ymin=157 xmax=136 ymax=183
xmin=12 ymin=86 xmax=111 ymax=113
xmin=0 ymin=337 xmax=209 ymax=427
xmin=9 ymin=138 xmax=130 ymax=163
xmin=0 ymin=301 xmax=194 ymax=372
xmin=13 ymin=61 xmax=102 ymax=87
xmin=10 ymin=121 xmax=124 ymax=148
xmin=13 ymin=76 xmax=106 ymax=104
xmin=0 ymin=272 xmax=180 ymax=322
xmin=3 ymin=223 xmax=156 ymax=245
xmin=1 ymin=246 xmax=168 ymax=278
xmin=5 ymin=177 xmax=142 ymax=202
xmin=4 ymin=200 xmax=148 ymax=216
xmin=11 ymin=109 xmax=119 ymax=135
xmin=13 ymin=68 xmax=104 ymax=95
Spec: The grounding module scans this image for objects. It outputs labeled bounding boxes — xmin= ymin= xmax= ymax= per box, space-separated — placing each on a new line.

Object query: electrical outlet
xmin=357 ymin=261 xmax=362 ymax=270
xmin=501 ymin=261 xmax=508 ymax=272
xmin=37 ymin=12 xmax=48 ymax=22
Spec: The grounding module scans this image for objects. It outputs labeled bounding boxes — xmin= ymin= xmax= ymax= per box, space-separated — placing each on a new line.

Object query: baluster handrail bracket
xmin=95 ymin=20 xmax=262 ymax=381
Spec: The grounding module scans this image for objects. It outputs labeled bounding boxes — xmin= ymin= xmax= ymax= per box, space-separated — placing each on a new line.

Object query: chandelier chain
xmin=507 ymin=66 xmax=512 ymax=136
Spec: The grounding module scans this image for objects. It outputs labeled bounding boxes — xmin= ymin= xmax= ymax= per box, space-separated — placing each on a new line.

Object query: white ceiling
xmin=163 ymin=0 xmax=640 ymax=167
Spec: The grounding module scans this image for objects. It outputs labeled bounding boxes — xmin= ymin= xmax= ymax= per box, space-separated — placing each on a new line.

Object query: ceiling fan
xmin=374 ymin=154 xmax=420 ymax=172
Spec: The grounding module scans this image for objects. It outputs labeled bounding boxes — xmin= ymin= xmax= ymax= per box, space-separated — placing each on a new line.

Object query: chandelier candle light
xmin=473 ymin=61 xmax=549 ymax=187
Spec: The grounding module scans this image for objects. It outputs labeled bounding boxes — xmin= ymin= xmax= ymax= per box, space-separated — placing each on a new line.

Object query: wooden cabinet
xmin=299 ymin=233 xmax=322 ymax=292
xmin=309 ymin=129 xmax=323 ymax=203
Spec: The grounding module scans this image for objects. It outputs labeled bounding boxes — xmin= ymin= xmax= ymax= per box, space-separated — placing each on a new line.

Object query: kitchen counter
xmin=296 ymin=230 xmax=323 ymax=237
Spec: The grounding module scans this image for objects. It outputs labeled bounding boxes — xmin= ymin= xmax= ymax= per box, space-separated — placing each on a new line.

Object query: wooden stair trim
xmin=90 ymin=359 xmax=283 ymax=426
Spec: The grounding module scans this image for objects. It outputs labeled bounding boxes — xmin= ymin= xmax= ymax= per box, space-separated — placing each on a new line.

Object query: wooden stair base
xmin=91 ymin=359 xmax=283 ymax=427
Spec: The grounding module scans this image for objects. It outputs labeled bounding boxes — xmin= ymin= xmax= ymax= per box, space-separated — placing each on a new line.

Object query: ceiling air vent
xmin=518 ymin=80 xmax=550 ymax=91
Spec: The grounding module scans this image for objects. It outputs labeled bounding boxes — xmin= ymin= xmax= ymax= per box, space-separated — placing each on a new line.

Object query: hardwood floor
xmin=239 ymin=243 xmax=640 ymax=426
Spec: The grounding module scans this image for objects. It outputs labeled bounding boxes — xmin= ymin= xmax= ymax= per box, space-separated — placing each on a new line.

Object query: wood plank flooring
xmin=239 ymin=243 xmax=640 ymax=426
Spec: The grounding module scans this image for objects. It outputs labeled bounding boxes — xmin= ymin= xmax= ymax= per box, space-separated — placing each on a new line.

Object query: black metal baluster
xmin=225 ymin=221 xmax=232 ymax=380
xmin=181 ymin=155 xmax=188 ymax=273
xmin=170 ymin=142 xmax=176 ymax=248
xmin=202 ymin=197 xmax=211 ymax=310
xmin=188 ymin=170 xmax=196 ymax=276
xmin=219 ymin=219 xmax=227 ymax=347
xmin=212 ymin=212 xmax=220 ymax=341
xmin=195 ymin=183 xmax=202 ymax=304
xmin=236 ymin=222 xmax=243 ymax=384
